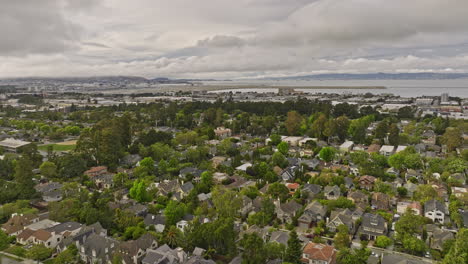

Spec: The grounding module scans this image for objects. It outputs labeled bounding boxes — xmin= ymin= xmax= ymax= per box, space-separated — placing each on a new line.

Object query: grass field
xmin=38 ymin=144 xmax=76 ymax=152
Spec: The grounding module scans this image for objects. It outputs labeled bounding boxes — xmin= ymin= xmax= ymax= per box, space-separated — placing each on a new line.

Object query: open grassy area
xmin=38 ymin=144 xmax=76 ymax=152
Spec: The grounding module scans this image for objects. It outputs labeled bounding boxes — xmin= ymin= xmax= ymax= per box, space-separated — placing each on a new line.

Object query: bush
xmin=375 ymin=235 xmax=393 ymax=248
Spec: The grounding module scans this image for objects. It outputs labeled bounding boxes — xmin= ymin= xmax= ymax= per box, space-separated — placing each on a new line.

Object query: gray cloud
xmin=0 ymin=1 xmax=77 ymax=56
xmin=1 ymin=0 xmax=468 ymax=78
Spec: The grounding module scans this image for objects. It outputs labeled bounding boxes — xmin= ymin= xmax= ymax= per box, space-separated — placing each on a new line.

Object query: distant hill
xmin=264 ymin=72 xmax=468 ymax=80
xmin=0 ymin=76 xmax=216 ymax=84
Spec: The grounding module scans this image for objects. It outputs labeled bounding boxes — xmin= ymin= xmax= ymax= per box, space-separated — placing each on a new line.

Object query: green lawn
xmin=38 ymin=144 xmax=76 ymax=152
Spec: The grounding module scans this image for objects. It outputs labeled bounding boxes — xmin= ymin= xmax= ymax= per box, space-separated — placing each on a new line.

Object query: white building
xmin=0 ymin=138 xmax=32 ymax=153
xmin=379 ymin=145 xmax=395 ymax=156
xmin=339 ymin=141 xmax=354 ymax=153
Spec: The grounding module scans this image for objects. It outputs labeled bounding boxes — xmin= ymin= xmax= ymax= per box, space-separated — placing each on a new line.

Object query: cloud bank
xmin=1 ymin=0 xmax=468 ymax=78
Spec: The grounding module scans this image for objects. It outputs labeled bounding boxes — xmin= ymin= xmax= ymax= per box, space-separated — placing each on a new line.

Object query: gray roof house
xmin=275 ymin=200 xmax=302 ymax=224
xmin=144 ymin=214 xmax=166 ymax=233
xmin=324 ymin=185 xmax=341 ymax=200
xmin=78 ymin=233 xmax=120 ymax=264
xmin=142 ymin=244 xmax=187 ymax=264
xmin=358 ymin=213 xmax=387 ymax=240
xmin=298 ymin=201 xmax=327 ymax=229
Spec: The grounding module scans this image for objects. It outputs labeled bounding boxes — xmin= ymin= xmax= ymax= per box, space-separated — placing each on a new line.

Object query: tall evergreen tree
xmin=285 ymin=231 xmax=302 ymax=263
xmin=14 ymin=156 xmax=36 ymax=199
xmin=388 ymin=123 xmax=400 ymax=146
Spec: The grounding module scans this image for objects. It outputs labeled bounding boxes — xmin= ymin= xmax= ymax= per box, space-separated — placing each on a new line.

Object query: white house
xmin=379 ymin=145 xmax=395 ymax=156
xmin=339 ymin=141 xmax=354 ymax=153
xmin=424 ymin=199 xmax=448 ymax=223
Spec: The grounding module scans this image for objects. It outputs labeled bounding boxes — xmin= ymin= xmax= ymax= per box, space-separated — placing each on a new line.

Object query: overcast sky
xmin=2 ymin=0 xmax=468 ymax=79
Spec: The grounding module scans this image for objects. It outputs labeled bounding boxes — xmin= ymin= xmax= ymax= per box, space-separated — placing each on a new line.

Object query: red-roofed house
xmin=84 ymin=166 xmax=108 ymax=178
xmin=286 ymin=183 xmax=300 ymax=194
xmin=302 ymin=242 xmax=337 ymax=264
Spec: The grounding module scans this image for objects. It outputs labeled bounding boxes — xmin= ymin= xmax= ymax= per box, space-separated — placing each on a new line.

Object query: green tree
xmin=165 ymin=225 xmax=183 ymax=248
xmin=309 ymin=113 xmax=327 ymax=139
xmin=265 ymin=242 xmax=286 ymax=260
xmin=285 ymin=111 xmax=303 ymax=136
xmin=269 ymin=134 xmax=281 ymax=146
xmin=267 ymin=182 xmax=289 ymax=201
xmin=14 ymin=156 xmax=36 ymax=199
xmin=442 ymin=127 xmax=462 ymax=152
xmin=395 ymin=212 xmax=426 ymax=240
xmin=0 ymin=230 xmax=11 ymax=250
xmin=129 ymin=180 xmax=151 ymax=203
xmin=375 ymin=235 xmax=393 ymax=248
xmin=53 ymin=244 xmax=78 ymax=264
xmin=277 ymin=141 xmax=289 ymax=155
xmin=139 ymin=157 xmax=155 ymax=172
xmin=164 ymin=201 xmax=187 ymax=226
xmin=442 ymin=228 xmax=468 ymax=264
xmin=374 ymin=121 xmax=388 ymax=141
xmin=56 ymin=154 xmax=87 ymax=179
xmin=212 ymin=187 xmax=242 ymax=218
xmin=334 ymin=224 xmax=350 ymax=249
xmin=285 ymin=231 xmax=302 ymax=263
xmin=319 ymin=147 xmax=336 ymax=163
xmin=26 ymin=244 xmax=53 ymax=261
xmin=113 ymin=172 xmax=129 ymax=188
xmin=413 ymin=185 xmax=438 ymax=204
xmin=240 ymin=233 xmax=266 ymax=264
xmin=39 ymin=161 xmax=58 ymax=178
xmin=388 ymin=123 xmax=400 ymax=146
xmin=272 ymin=152 xmax=288 ymax=168
xmin=401 ymin=235 xmax=426 ymax=256
xmin=335 ymin=116 xmax=351 ymax=142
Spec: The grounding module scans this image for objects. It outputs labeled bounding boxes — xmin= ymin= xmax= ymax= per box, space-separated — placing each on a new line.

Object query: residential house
xmin=301 ymin=184 xmax=322 ymax=200
xmin=269 ymin=230 xmax=290 ymax=246
xmin=94 ymin=173 xmax=115 ymax=190
xmin=301 ymin=242 xmax=337 ymax=264
xmin=118 ymin=233 xmax=158 ymax=264
xmin=405 ymin=169 xmax=423 ymax=182
xmin=275 ymin=200 xmax=302 ymax=224
xmin=144 ymin=214 xmax=166 ymax=233
xmin=371 ymin=192 xmax=390 ymax=211
xmin=451 ymin=186 xmax=468 ymax=198
xmin=281 ymin=166 xmax=298 ymax=182
xmin=1 ymin=213 xmax=39 ymax=236
xmin=347 ymin=191 xmax=368 ymax=205
xmin=239 ymin=196 xmax=253 ymax=217
xmin=214 ymin=127 xmax=232 ymax=139
xmin=78 ymin=233 xmax=119 ymax=264
xmin=424 ymin=199 xmax=448 ymax=223
xmin=298 ymin=201 xmax=327 ymax=229
xmin=286 ymin=183 xmax=300 ymax=194
xmin=430 ymin=228 xmax=454 ymax=251
xmin=396 ymin=201 xmax=422 ymax=216
xmin=381 ymin=253 xmax=426 ymax=264
xmin=0 ymin=138 xmax=32 ymax=153
xmin=344 ymin=177 xmax=355 ymax=189
xmin=142 ymin=244 xmax=187 ymax=264
xmin=35 ymin=182 xmax=63 ymax=202
xmin=324 ymin=185 xmax=341 ymax=200
xmin=359 ymin=176 xmax=376 ymax=191
xmin=84 ymin=166 xmax=108 ymax=178
xmin=403 ymin=182 xmax=418 ymax=197
xmin=157 ymin=180 xmax=180 ymax=196
xmin=339 ymin=141 xmax=354 ymax=153
xmin=379 ymin=145 xmax=395 ymax=156
xmin=327 ymin=209 xmax=360 ymax=234
xmin=367 ymin=144 xmax=381 ymax=154
xmin=359 ymin=213 xmax=387 ymax=240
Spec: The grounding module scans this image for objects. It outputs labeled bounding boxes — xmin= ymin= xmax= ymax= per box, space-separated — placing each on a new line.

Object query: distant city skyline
xmin=2 ymin=0 xmax=468 ymax=79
